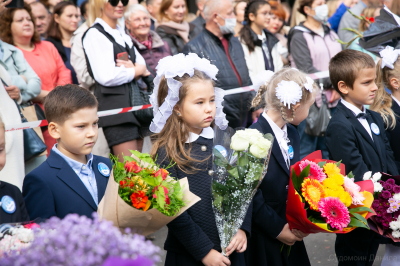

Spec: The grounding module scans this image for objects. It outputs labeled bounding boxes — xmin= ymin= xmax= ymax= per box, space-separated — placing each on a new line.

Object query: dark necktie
xmin=356 ymin=113 xmax=370 ymax=119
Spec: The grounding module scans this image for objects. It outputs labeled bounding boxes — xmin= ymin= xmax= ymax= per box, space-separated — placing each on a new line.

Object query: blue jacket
xmin=328 ymin=3 xmax=348 ymax=33
xmin=0 ymin=40 xmax=41 ymax=104
xmin=22 ymin=150 xmax=111 ymax=221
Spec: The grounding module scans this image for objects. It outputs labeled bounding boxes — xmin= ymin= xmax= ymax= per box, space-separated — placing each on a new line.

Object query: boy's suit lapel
xmin=47 ymin=151 xmax=97 ymax=211
xmin=93 ymin=156 xmax=108 ymax=202
xmin=258 ymin=115 xmax=290 ymax=176
xmin=337 ymin=102 xmax=381 ymax=157
xmin=366 ymin=110 xmax=385 ymax=163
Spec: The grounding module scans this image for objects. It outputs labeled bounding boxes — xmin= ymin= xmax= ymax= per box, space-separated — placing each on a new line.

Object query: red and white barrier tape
xmin=5 ymin=71 xmax=329 ymax=132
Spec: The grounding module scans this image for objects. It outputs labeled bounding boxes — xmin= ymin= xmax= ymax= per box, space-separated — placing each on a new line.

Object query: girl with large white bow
xmin=246 ymin=69 xmax=316 ymax=266
xmin=370 ymin=46 xmax=400 ymax=266
xmin=149 ymin=53 xmax=251 ymax=266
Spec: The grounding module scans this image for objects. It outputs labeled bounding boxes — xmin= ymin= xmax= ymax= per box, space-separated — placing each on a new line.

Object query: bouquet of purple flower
xmin=0 ymin=213 xmax=160 ymax=266
xmin=364 ymin=172 xmax=400 ymax=241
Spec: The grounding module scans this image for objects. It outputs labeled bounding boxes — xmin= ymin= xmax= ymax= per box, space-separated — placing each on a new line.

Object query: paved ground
xmin=150 ymin=227 xmax=387 ymax=266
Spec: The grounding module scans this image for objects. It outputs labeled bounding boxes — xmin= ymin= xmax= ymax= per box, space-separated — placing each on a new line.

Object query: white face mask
xmin=312 ymin=4 xmax=328 ymax=23
xmin=217 ymin=14 xmax=236 ymax=35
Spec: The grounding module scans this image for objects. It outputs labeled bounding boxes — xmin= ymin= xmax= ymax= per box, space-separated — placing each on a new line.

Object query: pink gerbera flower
xmin=299 ymin=159 xmax=326 ymax=182
xmin=343 ymin=176 xmax=365 ymax=206
xmin=319 ymin=197 xmax=351 ymax=231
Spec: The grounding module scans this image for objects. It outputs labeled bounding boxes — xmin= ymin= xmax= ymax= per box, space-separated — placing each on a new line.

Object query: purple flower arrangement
xmin=0 ymin=213 xmax=160 ymax=266
xmin=371 ymin=178 xmax=400 ymax=238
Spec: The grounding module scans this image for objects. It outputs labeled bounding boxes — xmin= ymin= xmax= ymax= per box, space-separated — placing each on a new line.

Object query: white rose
xmin=390 ymin=221 xmax=400 ymax=231
xmin=231 ymin=130 xmax=250 ymax=151
xmin=374 ymin=182 xmax=383 ymax=193
xmin=393 ymin=193 xmax=400 ymax=201
xmin=244 ymin=128 xmax=264 ymax=145
xmin=372 ymin=172 xmax=382 ymax=182
xmin=392 ymin=230 xmax=400 ymax=239
xmin=363 ymin=171 xmax=372 ymax=180
xmin=249 ymin=137 xmax=271 ymax=158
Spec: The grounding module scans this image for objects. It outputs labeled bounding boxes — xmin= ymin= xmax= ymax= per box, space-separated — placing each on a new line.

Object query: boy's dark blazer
xmin=326 ymin=100 xmax=398 ymax=181
xmin=22 ymin=150 xmax=111 ymax=221
xmin=246 ymin=115 xmax=310 ymax=266
xmin=326 ymin=100 xmax=399 ymax=266
xmin=386 ymin=99 xmax=400 ymax=172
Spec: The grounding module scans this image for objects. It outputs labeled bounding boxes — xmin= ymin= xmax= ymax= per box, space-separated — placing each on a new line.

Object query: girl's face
xmin=176 ymin=80 xmax=216 ymax=135
xmin=267 ymin=13 xmax=284 ymax=34
xmin=104 ymin=0 xmax=125 ymax=20
xmin=55 ymin=6 xmax=80 ymax=34
xmin=235 ymin=1 xmax=247 ymax=23
xmin=11 ymin=10 xmax=34 ymax=40
xmin=251 ymin=4 xmax=271 ymax=29
xmin=164 ymin=0 xmax=186 ymax=23
xmin=291 ymin=92 xmax=316 ymax=126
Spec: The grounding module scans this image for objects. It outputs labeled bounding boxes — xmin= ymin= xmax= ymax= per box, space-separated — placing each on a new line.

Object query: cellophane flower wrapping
xmin=211 ymin=127 xmax=274 ymax=255
xmin=97 ymin=151 xmax=200 ymax=236
xmin=286 ymin=151 xmax=375 ymax=234
xmin=0 ymin=214 xmax=160 ymax=266
xmin=365 ymin=172 xmax=400 ymax=242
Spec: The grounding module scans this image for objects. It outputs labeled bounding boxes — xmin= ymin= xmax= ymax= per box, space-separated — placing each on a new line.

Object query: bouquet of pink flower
xmin=364 ymin=172 xmax=400 ymax=241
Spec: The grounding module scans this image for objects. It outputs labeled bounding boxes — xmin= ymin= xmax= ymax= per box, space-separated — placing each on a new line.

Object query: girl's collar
xmin=185 ymin=127 xmax=214 ymax=143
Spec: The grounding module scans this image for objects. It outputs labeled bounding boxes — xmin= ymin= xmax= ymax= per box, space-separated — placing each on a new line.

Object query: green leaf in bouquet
xmin=246 ymin=161 xmax=264 ymax=185
xmin=348 ymin=217 xmax=370 ymax=229
xmin=129 ymin=150 xmax=155 ymax=165
xmin=155 ymin=186 xmax=166 ymax=209
xmin=173 ymin=181 xmax=184 ymax=201
xmin=213 ymin=194 xmax=223 ymax=211
xmin=142 ymin=176 xmax=159 ymax=187
xmin=213 ymin=148 xmax=230 ymax=168
xmin=335 ymin=160 xmax=342 ymax=168
xmin=212 ymin=181 xmax=228 ymax=196
xmin=347 ymin=171 xmax=355 ymax=179
xmin=237 ymin=152 xmax=249 ymax=182
xmin=349 ymin=206 xmax=374 ymax=213
xmin=317 ymin=161 xmax=327 ymax=168
xmin=226 ymin=176 xmax=240 ymax=192
xmin=307 ymin=210 xmax=325 ymax=223
xmin=350 ymin=212 xmax=368 ymax=226
xmin=123 ymin=156 xmax=136 ymax=162
xmin=228 ymin=167 xmax=239 ymax=179
xmin=292 ymin=165 xmax=310 ymax=194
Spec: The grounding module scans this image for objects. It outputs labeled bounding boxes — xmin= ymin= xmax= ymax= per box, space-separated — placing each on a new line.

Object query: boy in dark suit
xmin=326 ymin=50 xmax=399 ymax=266
xmin=23 ymin=85 xmax=112 ymax=220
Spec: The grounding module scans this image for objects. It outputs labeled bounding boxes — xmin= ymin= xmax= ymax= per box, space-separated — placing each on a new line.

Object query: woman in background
xmin=267 ymin=1 xmax=289 ymax=65
xmin=233 ymin=0 xmax=247 ymax=35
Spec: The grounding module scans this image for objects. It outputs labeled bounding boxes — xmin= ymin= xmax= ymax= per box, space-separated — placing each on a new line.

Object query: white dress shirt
xmin=185 ymin=127 xmax=214 ymax=143
xmin=262 ymin=112 xmax=290 ymax=168
xmin=341 ymin=99 xmax=373 ymax=140
xmin=392 ymin=94 xmax=400 ymax=108
xmin=82 ymin=18 xmax=145 ymax=87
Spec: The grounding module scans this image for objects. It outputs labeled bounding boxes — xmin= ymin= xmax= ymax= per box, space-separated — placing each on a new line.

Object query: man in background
xmin=30 ymin=1 xmax=50 ymax=40
xmin=146 ymin=0 xmax=161 ymax=30
xmin=191 ymin=0 xmax=206 ymax=37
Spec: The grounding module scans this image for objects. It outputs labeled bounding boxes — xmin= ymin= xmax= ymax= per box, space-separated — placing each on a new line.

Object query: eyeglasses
xmin=108 ymin=0 xmax=129 ymax=7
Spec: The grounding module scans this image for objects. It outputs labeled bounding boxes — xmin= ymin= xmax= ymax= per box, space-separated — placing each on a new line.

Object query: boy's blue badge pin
xmin=98 ymin=163 xmax=110 ymax=177
xmin=1 ymin=195 xmax=16 ymax=214
xmin=288 ymin=145 xmax=294 ymax=160
xmin=370 ymin=123 xmax=380 ymax=135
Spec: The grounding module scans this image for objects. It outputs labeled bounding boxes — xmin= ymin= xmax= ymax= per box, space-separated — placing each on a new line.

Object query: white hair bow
xmin=252 ymin=70 xmax=275 ymax=92
xmin=149 ymin=53 xmax=229 ymax=133
xmin=379 ymin=46 xmax=400 ymax=69
xmin=275 ymin=80 xmax=303 ymax=108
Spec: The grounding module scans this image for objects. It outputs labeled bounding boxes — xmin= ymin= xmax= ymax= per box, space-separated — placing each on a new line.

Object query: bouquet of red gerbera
xmin=363 ymin=172 xmax=400 ymax=241
xmin=97 ymin=151 xmax=200 ymax=236
xmin=286 ymin=151 xmax=375 ymax=234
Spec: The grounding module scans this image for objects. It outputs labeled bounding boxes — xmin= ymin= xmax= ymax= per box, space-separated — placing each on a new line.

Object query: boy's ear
xmin=337 ymin=81 xmax=349 ymax=95
xmin=389 ymin=77 xmax=399 ymax=90
xmin=48 ymin=122 xmax=61 ymax=140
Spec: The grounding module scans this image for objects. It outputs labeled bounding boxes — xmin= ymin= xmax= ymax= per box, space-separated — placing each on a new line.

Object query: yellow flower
xmin=331 ymin=173 xmax=344 ymax=186
xmin=302 ymin=178 xmax=326 ymax=211
xmin=323 ymin=178 xmax=341 ymax=190
xmin=338 ymin=191 xmax=352 ymax=207
xmin=324 ymin=163 xmax=341 ymax=177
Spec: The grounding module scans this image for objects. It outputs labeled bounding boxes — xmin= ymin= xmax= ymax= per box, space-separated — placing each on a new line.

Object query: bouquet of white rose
xmin=211 ymin=127 xmax=274 ymax=255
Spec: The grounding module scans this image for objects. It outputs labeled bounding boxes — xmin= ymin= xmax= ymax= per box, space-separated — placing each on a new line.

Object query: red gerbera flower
xmin=155 ymin=169 xmax=169 ymax=180
xmin=125 ymin=161 xmax=142 ymax=173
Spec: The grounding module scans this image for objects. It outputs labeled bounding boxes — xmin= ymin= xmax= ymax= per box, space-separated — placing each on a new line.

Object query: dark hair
xmin=238 ymin=0 xmax=270 ymax=52
xmin=80 ymin=0 xmax=88 ymax=17
xmin=47 ymin=1 xmax=77 ymax=41
xmin=44 ymin=84 xmax=98 ymax=124
xmin=0 ymin=5 xmax=41 ymax=46
xmin=329 ymin=50 xmax=375 ymax=96
xmin=298 ymin=0 xmax=314 ymax=17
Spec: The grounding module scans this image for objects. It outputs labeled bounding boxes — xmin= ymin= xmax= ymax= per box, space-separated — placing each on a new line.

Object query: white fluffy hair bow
xmin=149 ymin=53 xmax=229 ymax=133
xmin=380 ymin=46 xmax=400 ymax=69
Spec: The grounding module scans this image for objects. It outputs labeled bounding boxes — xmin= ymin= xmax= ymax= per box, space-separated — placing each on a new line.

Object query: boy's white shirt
xmin=341 ymin=99 xmax=373 ymax=140
xmin=185 ymin=127 xmax=214 ymax=143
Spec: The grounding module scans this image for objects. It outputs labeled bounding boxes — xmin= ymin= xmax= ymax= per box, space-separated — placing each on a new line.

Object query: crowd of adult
xmin=0 ymin=0 xmax=398 ymax=190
